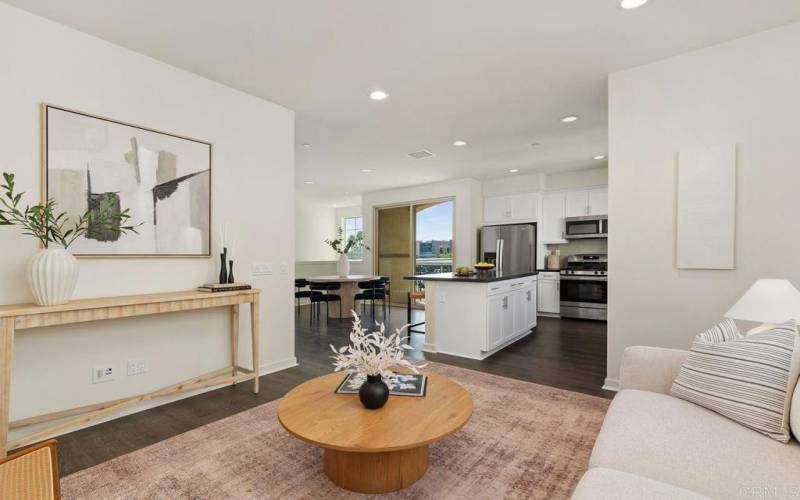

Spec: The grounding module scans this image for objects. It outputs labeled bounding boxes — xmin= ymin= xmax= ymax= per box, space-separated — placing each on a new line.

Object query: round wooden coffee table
xmin=277 ymin=371 xmax=473 ymax=493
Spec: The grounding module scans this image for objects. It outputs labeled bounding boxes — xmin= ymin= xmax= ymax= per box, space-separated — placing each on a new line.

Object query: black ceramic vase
xmin=219 ymin=248 xmax=228 ymax=284
xmin=359 ymin=375 xmax=389 ymax=410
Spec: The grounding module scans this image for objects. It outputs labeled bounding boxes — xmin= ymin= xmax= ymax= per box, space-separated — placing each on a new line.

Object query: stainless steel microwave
xmin=564 ymin=215 xmax=608 ymax=239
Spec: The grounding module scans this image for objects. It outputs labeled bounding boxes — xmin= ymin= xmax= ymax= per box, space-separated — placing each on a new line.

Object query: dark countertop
xmin=538 ymin=268 xmax=562 ymax=272
xmin=403 ymin=271 xmax=538 ymax=283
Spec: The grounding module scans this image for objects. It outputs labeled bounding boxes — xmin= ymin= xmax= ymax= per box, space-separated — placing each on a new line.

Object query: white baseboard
xmin=602 ymin=377 xmax=620 ymax=392
xmin=422 ymin=342 xmax=437 ymax=353
xmin=11 ymin=356 xmax=299 ymax=444
xmin=260 ymin=356 xmax=298 ymax=374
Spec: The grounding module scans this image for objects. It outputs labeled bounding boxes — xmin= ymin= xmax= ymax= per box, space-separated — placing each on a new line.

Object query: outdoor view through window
xmin=344 ymin=216 xmax=364 ymax=260
xmin=415 ymin=201 xmax=453 ymax=274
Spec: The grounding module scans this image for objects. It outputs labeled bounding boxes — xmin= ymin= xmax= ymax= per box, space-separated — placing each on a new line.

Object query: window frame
xmin=342 ymin=216 xmax=364 ymax=261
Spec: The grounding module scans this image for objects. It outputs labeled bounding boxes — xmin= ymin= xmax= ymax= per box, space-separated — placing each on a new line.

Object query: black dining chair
xmin=355 ymin=279 xmax=387 ymax=320
xmin=309 ymin=282 xmax=342 ymax=324
xmin=294 ymin=279 xmax=322 ymax=316
xmin=379 ymin=276 xmax=391 ymax=316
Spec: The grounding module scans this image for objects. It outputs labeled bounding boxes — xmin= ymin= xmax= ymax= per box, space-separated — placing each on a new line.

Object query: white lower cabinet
xmin=485 ymin=278 xmax=537 ymax=351
xmin=524 ymin=286 xmax=538 ymax=328
xmin=537 ymin=272 xmax=560 ymax=315
xmin=487 ymin=294 xmax=506 ymax=351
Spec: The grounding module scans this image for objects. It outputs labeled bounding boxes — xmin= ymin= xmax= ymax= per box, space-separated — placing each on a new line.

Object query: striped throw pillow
xmin=671 ymin=319 xmax=800 ymax=443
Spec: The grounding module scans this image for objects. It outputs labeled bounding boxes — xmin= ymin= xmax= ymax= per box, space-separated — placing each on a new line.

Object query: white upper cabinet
xmin=563 ymin=187 xmax=609 ymax=217
xmin=510 ymin=194 xmax=538 ymax=221
xmin=483 ymin=193 xmax=538 ymax=224
xmin=587 ymin=187 xmax=608 ymax=216
xmin=541 ymin=192 xmax=567 ymax=244
xmin=565 ymin=190 xmax=589 ymax=217
xmin=484 ymin=196 xmax=511 ymax=223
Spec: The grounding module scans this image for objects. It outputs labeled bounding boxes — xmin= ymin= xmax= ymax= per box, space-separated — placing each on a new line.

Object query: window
xmin=343 ymin=216 xmax=364 ymax=260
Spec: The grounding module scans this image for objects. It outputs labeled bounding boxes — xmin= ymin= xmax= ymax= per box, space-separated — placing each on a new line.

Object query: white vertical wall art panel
xmin=676 ymin=144 xmax=737 ymax=269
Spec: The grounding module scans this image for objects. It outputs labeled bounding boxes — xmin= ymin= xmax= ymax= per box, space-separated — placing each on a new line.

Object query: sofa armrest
xmin=619 ymin=346 xmax=689 ymax=395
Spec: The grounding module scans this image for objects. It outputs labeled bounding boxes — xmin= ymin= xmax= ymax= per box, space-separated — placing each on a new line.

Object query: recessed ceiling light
xmin=508 ymin=169 xmax=520 ymax=173
xmin=302 ymin=143 xmax=311 ymax=148
xmin=560 ymin=115 xmax=579 ymax=123
xmin=303 ymin=180 xmax=314 ymax=185
xmin=361 ymin=168 xmax=374 ymax=173
xmin=453 ymin=140 xmax=467 ymax=147
xmin=593 ymin=155 xmax=607 ymax=160
xmin=369 ymin=90 xmax=389 ymax=101
xmin=620 ymin=0 xmax=648 ymax=9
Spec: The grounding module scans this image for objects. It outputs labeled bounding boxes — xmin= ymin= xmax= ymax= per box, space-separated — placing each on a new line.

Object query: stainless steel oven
xmin=564 ymin=215 xmax=608 ymax=240
xmin=560 ymin=254 xmax=607 ymax=321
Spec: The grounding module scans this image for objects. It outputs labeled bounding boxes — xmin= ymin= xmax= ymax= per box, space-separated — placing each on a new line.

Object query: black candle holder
xmin=228 ymin=260 xmax=235 ymax=284
xmin=219 ymin=247 xmax=228 ymax=284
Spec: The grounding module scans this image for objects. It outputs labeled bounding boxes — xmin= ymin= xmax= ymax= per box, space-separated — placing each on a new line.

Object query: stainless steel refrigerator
xmin=479 ymin=223 xmax=537 ymax=274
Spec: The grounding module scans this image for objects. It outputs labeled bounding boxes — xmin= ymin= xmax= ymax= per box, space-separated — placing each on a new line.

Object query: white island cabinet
xmin=407 ymin=273 xmax=538 ymax=360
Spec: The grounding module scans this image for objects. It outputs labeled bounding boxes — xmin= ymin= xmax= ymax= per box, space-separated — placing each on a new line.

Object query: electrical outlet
xmin=127 ymin=358 xmax=147 ymax=376
xmin=92 ymin=365 xmax=114 ymax=384
xmin=278 ymin=263 xmax=288 ymax=275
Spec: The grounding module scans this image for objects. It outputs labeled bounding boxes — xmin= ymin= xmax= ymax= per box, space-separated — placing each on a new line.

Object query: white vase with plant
xmin=325 ymin=226 xmax=369 ymax=277
xmin=330 ymin=312 xmax=425 ymax=409
xmin=0 ymin=172 xmax=140 ymax=306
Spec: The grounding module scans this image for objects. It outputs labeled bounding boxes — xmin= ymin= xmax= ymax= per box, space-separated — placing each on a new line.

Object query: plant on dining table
xmin=325 ymin=226 xmax=370 ymax=256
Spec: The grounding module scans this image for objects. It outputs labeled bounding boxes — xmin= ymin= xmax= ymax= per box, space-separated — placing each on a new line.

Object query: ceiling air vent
xmin=408 ymin=150 xmax=435 ymax=160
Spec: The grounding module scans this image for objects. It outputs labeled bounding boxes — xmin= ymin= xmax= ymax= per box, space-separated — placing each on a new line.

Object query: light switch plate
xmin=252 ymin=263 xmax=273 ymax=276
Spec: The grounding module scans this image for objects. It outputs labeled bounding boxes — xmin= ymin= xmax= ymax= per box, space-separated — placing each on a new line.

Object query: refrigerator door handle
xmin=498 ymin=239 xmax=504 ymax=272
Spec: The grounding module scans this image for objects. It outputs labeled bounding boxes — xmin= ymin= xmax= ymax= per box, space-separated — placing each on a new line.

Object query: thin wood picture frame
xmin=41 ymin=103 xmax=213 ymax=258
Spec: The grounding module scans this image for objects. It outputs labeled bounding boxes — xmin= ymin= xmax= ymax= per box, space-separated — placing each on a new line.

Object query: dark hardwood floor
xmin=37 ymin=303 xmax=608 ymax=477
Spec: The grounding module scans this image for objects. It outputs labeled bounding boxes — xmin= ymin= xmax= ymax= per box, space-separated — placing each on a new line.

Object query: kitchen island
xmin=404 ymin=271 xmax=538 ymax=359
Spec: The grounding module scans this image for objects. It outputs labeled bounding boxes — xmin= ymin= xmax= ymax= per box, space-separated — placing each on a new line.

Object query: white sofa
xmin=572 ymin=346 xmax=800 ymax=500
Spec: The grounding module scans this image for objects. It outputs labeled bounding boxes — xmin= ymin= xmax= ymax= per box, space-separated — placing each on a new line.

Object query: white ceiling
xmin=8 ymin=0 xmax=799 ymax=205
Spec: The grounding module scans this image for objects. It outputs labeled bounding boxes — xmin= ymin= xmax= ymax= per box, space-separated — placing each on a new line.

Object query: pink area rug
xmin=62 ymin=362 xmax=609 ymax=499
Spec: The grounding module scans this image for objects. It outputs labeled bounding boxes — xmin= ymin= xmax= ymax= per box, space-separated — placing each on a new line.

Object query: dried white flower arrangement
xmin=330 ymin=312 xmax=426 ymax=388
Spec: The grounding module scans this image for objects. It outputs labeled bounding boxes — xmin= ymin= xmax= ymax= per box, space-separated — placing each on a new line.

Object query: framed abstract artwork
xmin=42 ymin=104 xmax=212 ymax=257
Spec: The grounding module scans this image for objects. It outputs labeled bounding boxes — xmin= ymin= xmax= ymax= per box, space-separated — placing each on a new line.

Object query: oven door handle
xmin=559 ymin=275 xmax=608 ymax=282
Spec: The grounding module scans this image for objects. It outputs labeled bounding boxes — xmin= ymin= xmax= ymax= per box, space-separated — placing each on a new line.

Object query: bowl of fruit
xmin=474 ymin=261 xmax=496 ymax=272
xmin=455 ymin=266 xmax=475 ymax=276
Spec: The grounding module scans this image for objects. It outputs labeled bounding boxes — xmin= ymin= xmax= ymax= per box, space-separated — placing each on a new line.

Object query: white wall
xmin=482 ymin=173 xmax=546 ymax=196
xmin=0 ymin=4 xmax=295 ymax=438
xmin=295 ymin=197 xmax=336 ymax=262
xmin=607 ymin=22 xmax=800 ymax=386
xmin=361 ymin=178 xmax=483 ymax=273
xmin=545 ymin=167 xmax=607 ymax=191
xmin=481 ymin=168 xmax=607 ymax=197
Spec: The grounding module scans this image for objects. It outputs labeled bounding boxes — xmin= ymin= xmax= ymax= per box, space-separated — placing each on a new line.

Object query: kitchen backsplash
xmin=545 ymin=239 xmax=608 ymax=267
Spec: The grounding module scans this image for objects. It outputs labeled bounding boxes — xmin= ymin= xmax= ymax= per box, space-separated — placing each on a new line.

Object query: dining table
xmin=305 ymin=275 xmax=382 ymax=318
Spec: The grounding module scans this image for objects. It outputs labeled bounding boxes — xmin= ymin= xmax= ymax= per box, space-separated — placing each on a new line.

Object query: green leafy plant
xmin=0 ymin=171 xmax=141 ymax=249
xmin=325 ymin=226 xmax=370 ymax=255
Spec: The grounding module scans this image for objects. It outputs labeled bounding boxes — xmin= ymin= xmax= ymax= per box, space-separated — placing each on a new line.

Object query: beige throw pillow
xmin=671 ymin=319 xmax=800 ymax=443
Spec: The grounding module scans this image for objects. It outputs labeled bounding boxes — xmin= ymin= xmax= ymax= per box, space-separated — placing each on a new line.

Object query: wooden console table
xmin=0 ymin=289 xmax=261 ymax=457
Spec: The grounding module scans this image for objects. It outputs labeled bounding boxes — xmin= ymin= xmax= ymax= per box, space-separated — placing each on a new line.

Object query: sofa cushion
xmin=670 ymin=320 xmax=800 ymax=442
xmin=793 ymin=379 xmax=800 ymax=441
xmin=571 ymin=468 xmax=710 ymax=500
xmin=590 ymin=390 xmax=800 ymax=499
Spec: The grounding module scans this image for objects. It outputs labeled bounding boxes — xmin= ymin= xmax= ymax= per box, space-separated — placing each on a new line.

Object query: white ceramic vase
xmin=27 ymin=248 xmax=79 ymax=306
xmin=337 ymin=253 xmax=350 ymax=277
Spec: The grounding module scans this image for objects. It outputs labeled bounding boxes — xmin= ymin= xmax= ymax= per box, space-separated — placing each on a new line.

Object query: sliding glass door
xmin=375 ymin=198 xmax=454 ymax=304
xmin=414 ymin=200 xmax=454 ymax=275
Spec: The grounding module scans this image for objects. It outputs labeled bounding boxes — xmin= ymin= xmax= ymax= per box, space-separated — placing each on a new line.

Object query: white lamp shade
xmin=725 ymin=279 xmax=800 ymax=324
